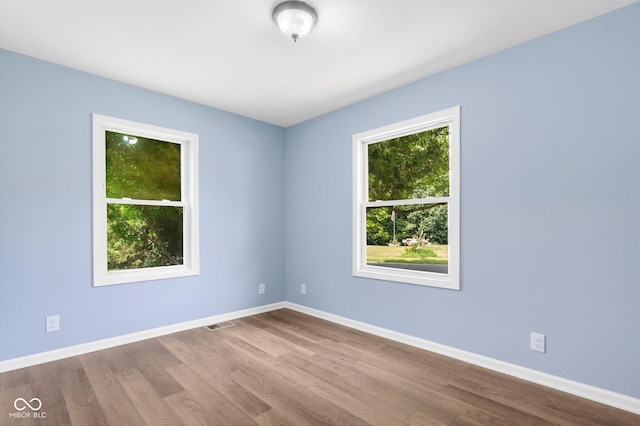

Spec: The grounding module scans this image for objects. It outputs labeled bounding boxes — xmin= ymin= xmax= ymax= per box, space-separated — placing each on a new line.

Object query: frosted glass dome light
xmin=273 ymin=1 xmax=317 ymax=43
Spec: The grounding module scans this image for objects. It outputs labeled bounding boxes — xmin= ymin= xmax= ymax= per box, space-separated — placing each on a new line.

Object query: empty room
xmin=1 ymin=0 xmax=639 ymax=424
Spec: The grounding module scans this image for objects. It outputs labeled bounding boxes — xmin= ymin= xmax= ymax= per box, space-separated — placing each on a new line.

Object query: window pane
xmin=106 ymin=131 xmax=181 ymax=200
xmin=368 ymin=126 xmax=449 ymax=201
xmin=107 ymin=204 xmax=183 ymax=271
xmin=366 ymin=204 xmax=448 ymax=274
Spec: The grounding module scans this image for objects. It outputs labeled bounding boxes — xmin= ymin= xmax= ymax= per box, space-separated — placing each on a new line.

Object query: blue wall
xmin=284 ymin=4 xmax=640 ymax=398
xmin=0 ymin=50 xmax=286 ymax=361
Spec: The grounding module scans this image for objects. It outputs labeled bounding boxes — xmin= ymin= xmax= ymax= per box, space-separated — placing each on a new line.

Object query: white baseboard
xmin=0 ymin=302 xmax=285 ymax=374
xmin=283 ymin=302 xmax=640 ymax=415
xmin=2 ymin=301 xmax=638 ymax=415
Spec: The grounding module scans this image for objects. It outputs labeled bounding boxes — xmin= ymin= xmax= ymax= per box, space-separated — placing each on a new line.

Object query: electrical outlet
xmin=46 ymin=315 xmax=60 ymax=333
xmin=530 ymin=332 xmax=545 ymax=353
xmin=259 ymin=283 xmax=266 ymax=294
xmin=301 ymin=283 xmax=306 ymax=295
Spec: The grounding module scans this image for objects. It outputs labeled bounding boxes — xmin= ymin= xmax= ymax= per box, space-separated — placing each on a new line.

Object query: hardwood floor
xmin=1 ymin=309 xmax=638 ymax=425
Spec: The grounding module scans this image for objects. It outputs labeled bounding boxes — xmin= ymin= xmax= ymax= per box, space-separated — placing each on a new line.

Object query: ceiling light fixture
xmin=272 ymin=1 xmax=317 ymax=43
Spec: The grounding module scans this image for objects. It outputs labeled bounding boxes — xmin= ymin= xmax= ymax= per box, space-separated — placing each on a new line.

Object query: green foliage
xmin=365 ymin=126 xmax=450 ymax=246
xmin=105 ymin=131 xmax=184 ymax=271
xmin=366 ymin=204 xmax=447 ymax=246
xmin=403 ymin=244 xmax=437 ymax=258
xmin=107 ymin=205 xmax=183 ymax=270
xmin=408 ymin=204 xmax=448 ymax=245
xmin=367 ymin=244 xmax=449 ymax=265
xmin=366 ymin=207 xmax=416 ymax=245
xmin=368 ymin=127 xmax=449 ymax=201
xmin=107 ymin=204 xmax=183 ymax=270
xmin=106 ymin=131 xmax=181 ymax=200
xmin=366 ymin=207 xmax=392 ymax=245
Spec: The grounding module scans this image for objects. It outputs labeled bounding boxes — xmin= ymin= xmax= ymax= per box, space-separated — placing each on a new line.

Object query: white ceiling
xmin=1 ymin=0 xmax=637 ymax=127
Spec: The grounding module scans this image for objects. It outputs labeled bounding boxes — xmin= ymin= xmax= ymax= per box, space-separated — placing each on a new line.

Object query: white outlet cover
xmin=46 ymin=315 xmax=60 ymax=332
xmin=530 ymin=332 xmax=545 ymax=353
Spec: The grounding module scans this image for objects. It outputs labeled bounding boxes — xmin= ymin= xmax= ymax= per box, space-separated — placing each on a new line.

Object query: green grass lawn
xmin=367 ymin=244 xmax=449 ymax=265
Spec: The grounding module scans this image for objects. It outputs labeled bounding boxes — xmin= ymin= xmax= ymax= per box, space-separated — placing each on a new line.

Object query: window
xmin=92 ymin=114 xmax=199 ymax=286
xmin=352 ymin=106 xmax=459 ymax=290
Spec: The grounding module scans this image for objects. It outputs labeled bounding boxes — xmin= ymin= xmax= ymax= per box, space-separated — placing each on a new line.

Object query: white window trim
xmin=352 ymin=106 xmax=460 ymax=290
xmin=92 ymin=114 xmax=200 ymax=286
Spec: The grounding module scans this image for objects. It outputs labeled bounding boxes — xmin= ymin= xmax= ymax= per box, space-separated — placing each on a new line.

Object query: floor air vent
xmin=205 ymin=321 xmax=235 ymax=331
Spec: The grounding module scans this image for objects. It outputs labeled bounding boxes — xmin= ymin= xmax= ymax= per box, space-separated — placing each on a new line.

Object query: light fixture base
xmin=273 ymin=1 xmax=317 ymax=43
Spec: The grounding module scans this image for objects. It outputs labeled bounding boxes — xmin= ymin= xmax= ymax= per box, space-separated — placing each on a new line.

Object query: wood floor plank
xmin=226 ymin=321 xmax=300 ymax=358
xmin=450 ymin=412 xmax=525 ymax=426
xmin=280 ymin=349 xmax=400 ymax=417
xmin=161 ymin=332 xmax=271 ymax=418
xmin=451 ymin=364 xmax=605 ymax=426
xmin=351 ymin=358 xmax=465 ymax=423
xmin=247 ymin=311 xmax=334 ymax=347
xmin=79 ymin=351 xmax=147 ymax=425
xmin=163 ymin=390 xmax=219 ymax=426
xmin=308 ymin=349 xmax=447 ymax=421
xmin=115 ymin=367 xmax=184 ymax=426
xmin=223 ymin=325 xmax=401 ymax=425
xmin=119 ymin=338 xmax=184 ymax=398
xmin=218 ymin=332 xmax=370 ymax=425
xmin=99 ymin=344 xmax=138 ymax=374
xmin=544 ymin=394 xmax=640 ymax=426
xmin=26 ymin=363 xmax=65 ymax=407
xmin=162 ymin=331 xmax=240 ymax=377
xmin=265 ymin=309 xmax=353 ymax=343
xmin=405 ymin=410 xmax=450 ymax=426
xmin=441 ymin=384 xmax=556 ymax=426
xmin=295 ymin=342 xmax=426 ymax=421
xmin=333 ymin=340 xmax=538 ymax=425
xmin=338 ymin=336 xmax=465 ymax=391
xmin=0 ymin=367 xmax=30 ymax=392
xmin=278 ymin=352 xmax=405 ymax=425
xmin=27 ymin=362 xmax=73 ymax=425
xmin=0 ymin=383 xmax=39 ymax=426
xmin=1 ymin=309 xmax=638 ymax=425
xmin=231 ymin=363 xmax=367 ymax=426
xmin=59 ymin=366 xmax=109 ymax=426
xmin=235 ymin=318 xmax=318 ymax=357
xmin=253 ymin=408 xmax=296 ymax=426
xmin=229 ymin=334 xmax=411 ymax=424
xmin=166 ymin=362 xmax=258 ymax=424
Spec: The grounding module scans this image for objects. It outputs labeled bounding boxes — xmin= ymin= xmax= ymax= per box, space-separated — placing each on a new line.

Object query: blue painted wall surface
xmin=0 ymin=50 xmax=286 ymax=361
xmin=284 ymin=4 xmax=640 ymax=397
